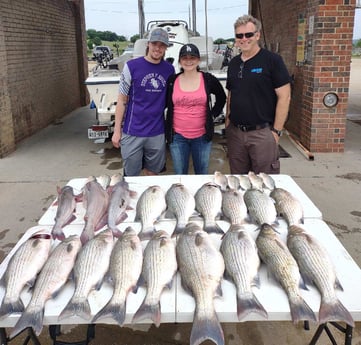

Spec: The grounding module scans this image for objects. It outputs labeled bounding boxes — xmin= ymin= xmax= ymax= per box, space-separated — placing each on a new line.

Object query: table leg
xmin=308 ymin=322 xmax=353 ymax=345
xmin=0 ymin=328 xmax=8 ymax=345
xmin=49 ymin=324 xmax=95 ymax=345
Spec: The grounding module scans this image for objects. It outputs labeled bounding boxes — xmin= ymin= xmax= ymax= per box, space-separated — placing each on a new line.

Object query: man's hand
xmin=112 ymin=131 xmax=121 ymax=148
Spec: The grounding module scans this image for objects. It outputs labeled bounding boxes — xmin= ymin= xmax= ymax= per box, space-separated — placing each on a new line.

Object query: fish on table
xmin=221 ymin=189 xmax=248 ymax=227
xmin=258 ymin=172 xmax=276 ymax=191
xmin=165 ymin=183 xmax=195 ymax=237
xmin=132 ymin=230 xmax=177 ymax=326
xmin=270 ymin=187 xmax=304 ymax=226
xmin=51 ymin=185 xmax=80 ymax=241
xmin=238 ymin=175 xmax=252 ymax=191
xmin=248 ymin=171 xmax=264 ymax=191
xmin=256 ymin=223 xmax=316 ymax=324
xmin=220 ymin=225 xmax=267 ymax=320
xmin=243 ymin=189 xmax=277 ymax=226
xmin=10 ymin=235 xmax=82 ymax=338
xmin=0 ymin=233 xmax=52 ymax=320
xmin=135 ymin=185 xmax=167 ymax=241
xmin=213 ymin=171 xmax=228 ymax=191
xmin=176 ymin=222 xmax=225 ymax=345
xmin=92 ymin=227 xmax=143 ymax=325
xmin=107 ymin=180 xmax=137 ymax=238
xmin=58 ymin=229 xmax=114 ymax=321
xmin=194 ymin=182 xmax=224 ymax=234
xmin=80 ymin=179 xmax=110 ymax=244
xmin=226 ymin=175 xmax=240 ymax=191
xmin=287 ymin=224 xmax=354 ymax=327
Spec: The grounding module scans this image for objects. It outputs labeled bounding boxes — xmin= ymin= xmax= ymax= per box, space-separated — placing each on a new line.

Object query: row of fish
xmin=0 ymin=220 xmax=353 ymax=345
xmin=50 ymin=171 xmax=302 ymax=244
xmin=51 ymin=174 xmax=136 ymax=244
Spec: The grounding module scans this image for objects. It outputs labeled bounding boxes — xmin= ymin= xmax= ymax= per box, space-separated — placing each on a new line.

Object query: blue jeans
xmin=169 ymin=133 xmax=212 ymax=174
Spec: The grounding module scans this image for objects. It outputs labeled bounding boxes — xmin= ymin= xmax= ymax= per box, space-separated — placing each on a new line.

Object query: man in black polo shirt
xmin=225 ymin=14 xmax=291 ymax=174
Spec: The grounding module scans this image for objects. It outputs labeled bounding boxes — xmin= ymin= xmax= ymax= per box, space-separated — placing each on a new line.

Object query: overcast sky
xmin=84 ymin=0 xmax=248 ymax=40
xmin=84 ymin=1 xmax=361 ymax=40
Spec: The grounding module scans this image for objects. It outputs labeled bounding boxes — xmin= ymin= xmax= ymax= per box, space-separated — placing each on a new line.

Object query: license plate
xmin=88 ymin=129 xmax=109 ymax=139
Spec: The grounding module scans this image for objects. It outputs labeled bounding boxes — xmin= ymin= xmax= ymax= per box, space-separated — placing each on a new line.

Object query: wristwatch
xmin=271 ymin=127 xmax=283 ymax=137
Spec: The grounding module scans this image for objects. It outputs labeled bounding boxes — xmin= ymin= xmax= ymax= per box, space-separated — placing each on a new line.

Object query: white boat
xmin=85 ymin=19 xmax=228 ymax=140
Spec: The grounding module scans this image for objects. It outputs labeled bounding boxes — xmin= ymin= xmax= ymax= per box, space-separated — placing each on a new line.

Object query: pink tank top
xmin=172 ymin=74 xmax=207 ymax=139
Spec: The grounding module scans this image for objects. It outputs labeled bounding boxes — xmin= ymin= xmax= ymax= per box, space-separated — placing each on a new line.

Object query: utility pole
xmin=138 ymin=0 xmax=145 ymax=37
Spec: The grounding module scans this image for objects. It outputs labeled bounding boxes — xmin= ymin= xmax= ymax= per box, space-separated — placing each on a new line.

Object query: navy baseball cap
xmin=149 ymin=28 xmax=170 ymax=46
xmin=179 ymin=44 xmax=200 ymax=58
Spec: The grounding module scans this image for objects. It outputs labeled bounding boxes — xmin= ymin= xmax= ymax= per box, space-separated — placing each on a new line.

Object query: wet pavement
xmin=0 ymin=59 xmax=360 ymax=344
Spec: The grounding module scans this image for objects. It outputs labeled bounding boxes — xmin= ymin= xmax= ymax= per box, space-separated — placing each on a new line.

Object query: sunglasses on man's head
xmin=235 ymin=31 xmax=257 ymax=39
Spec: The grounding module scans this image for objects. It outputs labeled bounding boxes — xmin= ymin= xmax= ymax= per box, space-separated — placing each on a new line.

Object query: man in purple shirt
xmin=112 ymin=28 xmax=175 ymax=176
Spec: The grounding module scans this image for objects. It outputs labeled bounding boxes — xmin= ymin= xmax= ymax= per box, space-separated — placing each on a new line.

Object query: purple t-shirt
xmin=119 ymin=57 xmax=175 ymax=137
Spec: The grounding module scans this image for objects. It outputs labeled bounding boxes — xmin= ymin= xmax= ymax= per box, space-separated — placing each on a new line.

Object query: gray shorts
xmin=120 ymin=133 xmax=166 ymax=176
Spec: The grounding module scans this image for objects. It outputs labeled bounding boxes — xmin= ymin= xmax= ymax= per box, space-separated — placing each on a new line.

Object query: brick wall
xmin=0 ymin=0 xmax=88 ymax=157
xmin=251 ymin=0 xmax=356 ymax=152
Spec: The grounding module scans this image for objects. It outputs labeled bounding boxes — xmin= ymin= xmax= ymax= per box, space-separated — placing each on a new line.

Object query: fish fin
xmin=110 ymin=227 xmax=123 ymax=239
xmin=164 ymin=209 xmax=175 ymax=219
xmin=0 ymin=298 xmax=25 ymax=318
xmin=334 ymin=277 xmax=344 ymax=292
xmin=289 ymin=295 xmax=317 ymax=324
xmin=51 ymin=228 xmax=66 ymax=241
xmin=251 ymin=274 xmax=261 ymax=289
xmin=80 ymin=229 xmax=93 ymax=245
xmin=191 ymin=308 xmax=224 ymax=345
xmin=129 ymin=190 xmax=138 ymax=199
xmin=204 ymin=223 xmax=224 ymax=235
xmin=171 ymin=223 xmax=186 ymax=237
xmin=298 ymin=275 xmax=309 ymax=291
xmin=92 ymin=299 xmax=126 ymax=326
xmin=165 ymin=279 xmax=174 ymax=290
xmin=136 ymin=274 xmax=145 ymax=288
xmin=180 ymin=279 xmax=193 ymax=296
xmin=116 ymin=212 xmax=128 ymax=224
xmin=138 ymin=228 xmax=156 ymax=241
xmin=237 ymin=292 xmax=268 ymax=320
xmin=132 ymin=284 xmax=139 ymax=294
xmin=319 ymin=298 xmax=354 ymax=327
xmin=223 ymin=270 xmax=233 ymax=282
xmin=10 ymin=306 xmax=44 ymax=338
xmin=58 ymin=297 xmax=91 ymax=321
xmin=132 ymin=301 xmax=161 ymax=327
xmin=74 ymin=192 xmax=83 ymax=203
xmin=94 ymin=214 xmax=108 ymax=232
xmin=215 ymin=282 xmax=223 ymax=298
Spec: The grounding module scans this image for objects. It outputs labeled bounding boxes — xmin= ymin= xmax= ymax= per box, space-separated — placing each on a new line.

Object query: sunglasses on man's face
xmin=235 ymin=31 xmax=257 ymax=39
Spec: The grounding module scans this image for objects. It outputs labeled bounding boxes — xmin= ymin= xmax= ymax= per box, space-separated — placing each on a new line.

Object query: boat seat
xmin=133 ymin=39 xmax=148 ymax=58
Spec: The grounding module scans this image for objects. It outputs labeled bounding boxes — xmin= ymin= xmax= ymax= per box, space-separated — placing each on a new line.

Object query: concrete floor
xmin=0 ymin=59 xmax=360 ymax=344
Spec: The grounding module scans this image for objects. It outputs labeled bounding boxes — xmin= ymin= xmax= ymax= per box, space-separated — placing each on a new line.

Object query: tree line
xmin=86 ymin=29 xmax=232 ymax=50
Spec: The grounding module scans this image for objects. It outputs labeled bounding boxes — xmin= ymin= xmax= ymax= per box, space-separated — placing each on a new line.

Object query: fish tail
xmin=237 ymin=293 xmax=268 ymax=320
xmin=171 ymin=223 xmax=186 ymax=237
xmin=132 ymin=301 xmax=161 ymax=327
xmin=204 ymin=222 xmax=224 ymax=235
xmin=51 ymin=225 xmax=66 ymax=241
xmin=10 ymin=307 xmax=44 ymax=338
xmin=289 ymin=295 xmax=317 ymax=324
xmin=0 ymin=298 xmax=25 ymax=318
xmin=319 ymin=298 xmax=354 ymax=327
xmin=80 ymin=228 xmax=94 ymax=245
xmin=58 ymin=297 xmax=91 ymax=321
xmin=92 ymin=299 xmax=126 ymax=326
xmin=109 ymin=227 xmax=123 ymax=239
xmin=191 ymin=308 xmax=224 ymax=345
